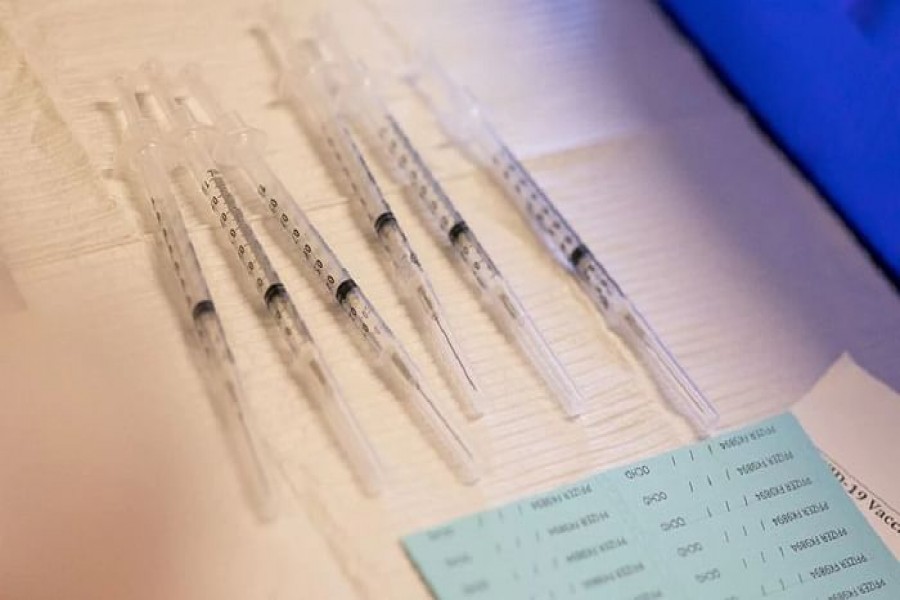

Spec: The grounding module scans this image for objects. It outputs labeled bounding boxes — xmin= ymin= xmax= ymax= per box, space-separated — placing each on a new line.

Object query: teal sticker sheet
xmin=403 ymin=413 xmax=900 ymax=599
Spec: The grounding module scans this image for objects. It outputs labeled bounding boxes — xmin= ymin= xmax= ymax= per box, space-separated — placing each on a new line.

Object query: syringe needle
xmin=142 ymin=62 xmax=385 ymax=494
xmin=275 ymin=42 xmax=486 ymax=420
xmin=407 ymin=58 xmax=719 ymax=435
xmin=113 ymin=75 xmax=275 ymax=518
xmin=319 ymin=45 xmax=586 ymax=418
xmin=181 ymin=66 xmax=479 ymax=483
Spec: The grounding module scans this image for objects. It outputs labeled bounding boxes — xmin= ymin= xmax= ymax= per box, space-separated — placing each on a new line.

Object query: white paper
xmin=793 ymin=354 xmax=900 ymax=557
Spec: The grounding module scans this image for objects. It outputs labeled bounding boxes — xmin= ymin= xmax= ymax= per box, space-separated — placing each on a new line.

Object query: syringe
xmin=167 ymin=64 xmax=478 ymax=483
xmin=407 ymin=58 xmax=719 ymax=435
xmin=318 ymin=39 xmax=587 ymax=419
xmin=113 ymin=75 xmax=275 ymax=518
xmin=264 ymin=33 xmax=485 ymax=422
xmin=140 ymin=62 xmax=386 ymax=494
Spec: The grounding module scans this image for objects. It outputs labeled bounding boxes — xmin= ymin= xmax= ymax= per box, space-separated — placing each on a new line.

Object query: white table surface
xmin=1 ymin=1 xmax=898 ymax=597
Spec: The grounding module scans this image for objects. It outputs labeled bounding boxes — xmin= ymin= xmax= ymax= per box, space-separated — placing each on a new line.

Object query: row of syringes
xmin=116 ymin=61 xmax=486 ymax=515
xmin=274 ymin=15 xmax=719 ymax=434
xmin=342 ymin=19 xmax=717 ymax=434
xmin=115 ymin=14 xmax=719 ymax=514
xmin=269 ymin=18 xmax=718 ymax=434
xmin=264 ymin=24 xmax=586 ymax=419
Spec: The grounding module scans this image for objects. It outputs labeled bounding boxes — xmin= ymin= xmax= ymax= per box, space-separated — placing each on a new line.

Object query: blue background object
xmin=660 ymin=0 xmax=900 ymax=285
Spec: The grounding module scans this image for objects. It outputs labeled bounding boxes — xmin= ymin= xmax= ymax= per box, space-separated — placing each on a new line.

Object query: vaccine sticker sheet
xmin=403 ymin=413 xmax=899 ymax=599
